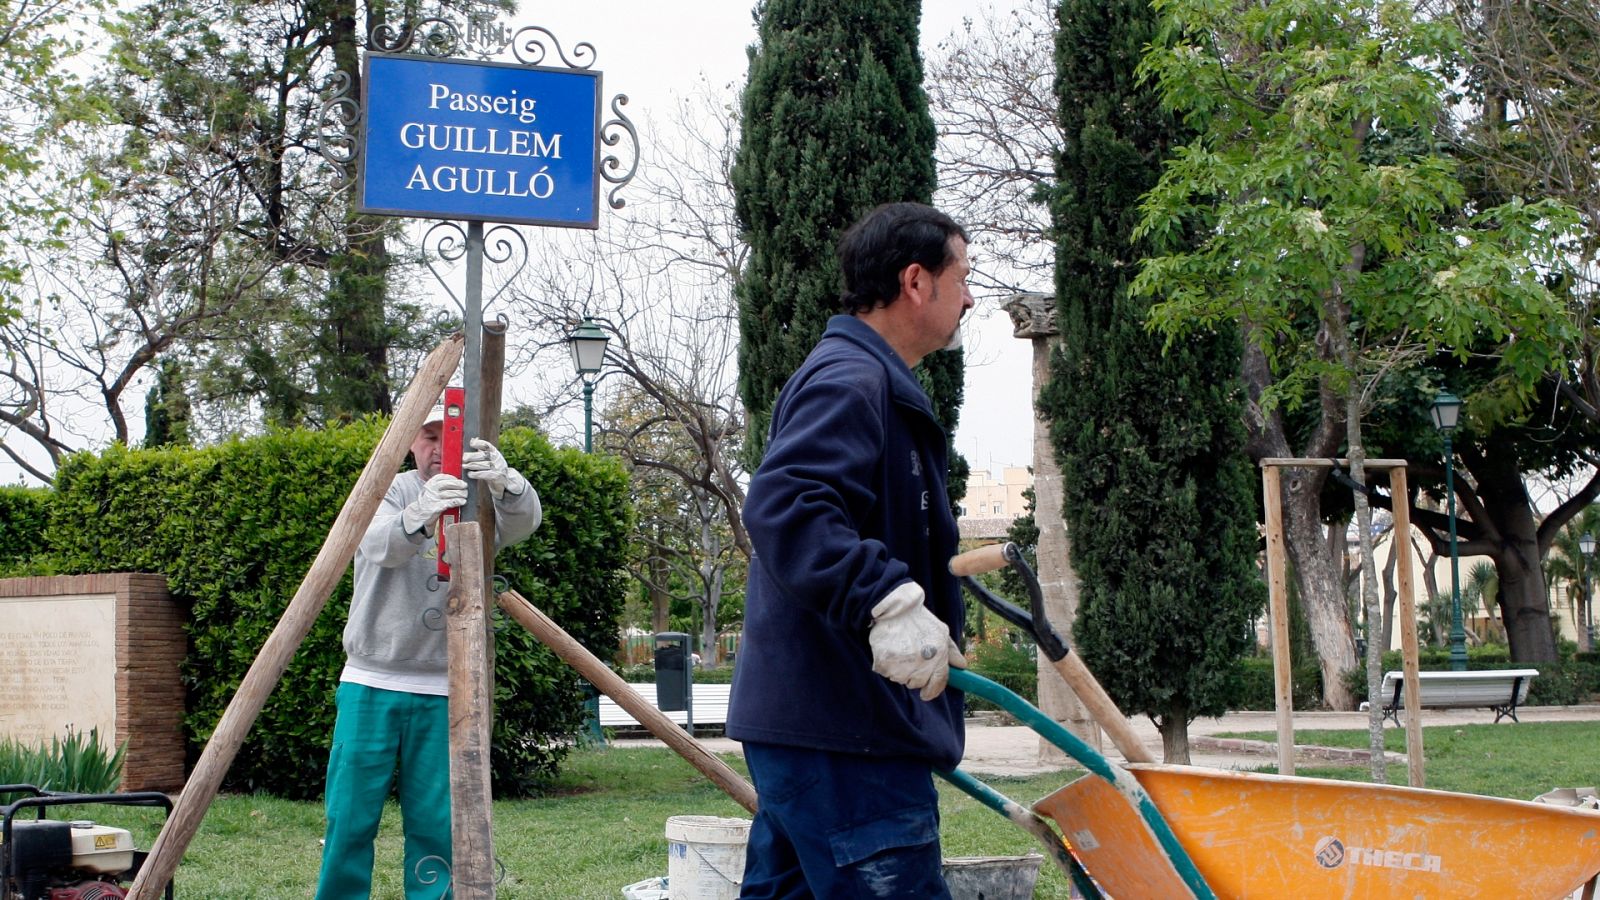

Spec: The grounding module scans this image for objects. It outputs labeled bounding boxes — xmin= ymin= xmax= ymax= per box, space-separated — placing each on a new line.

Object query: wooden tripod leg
xmin=496 ymin=588 xmax=758 ymax=814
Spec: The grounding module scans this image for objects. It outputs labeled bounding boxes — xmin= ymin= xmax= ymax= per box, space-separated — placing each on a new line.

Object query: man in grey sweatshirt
xmin=315 ymin=402 xmax=540 ymax=899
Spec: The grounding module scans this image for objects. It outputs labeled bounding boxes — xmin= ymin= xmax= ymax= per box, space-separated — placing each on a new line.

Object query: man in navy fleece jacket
xmin=727 ymin=202 xmax=974 ymax=899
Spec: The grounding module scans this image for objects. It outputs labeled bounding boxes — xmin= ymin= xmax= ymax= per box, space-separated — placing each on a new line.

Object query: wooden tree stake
xmin=495 ymin=588 xmax=758 ymax=814
xmin=446 ymin=521 xmax=495 ymax=899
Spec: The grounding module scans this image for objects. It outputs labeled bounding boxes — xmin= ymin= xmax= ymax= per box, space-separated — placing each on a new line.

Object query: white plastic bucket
xmin=942 ymin=854 xmax=1045 ymax=900
xmin=665 ymin=815 xmax=751 ymax=900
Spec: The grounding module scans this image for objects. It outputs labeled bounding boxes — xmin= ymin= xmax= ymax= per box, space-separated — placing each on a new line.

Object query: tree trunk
xmin=319 ymin=0 xmax=391 ymax=424
xmin=649 ymin=535 xmax=671 ymax=633
xmin=1345 ymin=395 xmax=1388 ymax=784
xmin=703 ymin=566 xmax=723 ymax=665
xmin=1281 ymin=470 xmax=1358 ymax=710
xmin=1495 ymin=557 xmax=1556 ymax=661
xmin=1157 ymin=715 xmax=1191 ymax=765
xmin=1380 ymin=533 xmax=1399 ymax=653
xmin=1460 ymin=442 xmax=1557 ymax=661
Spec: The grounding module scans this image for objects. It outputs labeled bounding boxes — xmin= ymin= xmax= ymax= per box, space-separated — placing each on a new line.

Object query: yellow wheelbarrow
xmin=938 ymin=543 xmax=1600 ymax=899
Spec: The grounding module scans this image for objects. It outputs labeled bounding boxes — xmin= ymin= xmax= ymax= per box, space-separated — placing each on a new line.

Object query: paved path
xmin=611 ymin=704 xmax=1600 ymax=777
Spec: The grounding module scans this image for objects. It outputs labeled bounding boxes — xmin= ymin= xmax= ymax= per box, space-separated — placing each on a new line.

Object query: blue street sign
xmin=359 ymin=52 xmax=601 ymax=228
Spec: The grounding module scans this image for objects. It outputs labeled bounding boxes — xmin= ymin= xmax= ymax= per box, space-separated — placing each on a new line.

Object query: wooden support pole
xmin=446 ymin=522 xmax=495 ymax=899
xmin=1388 ymin=467 xmax=1426 ymax=787
xmin=127 ymin=334 xmax=466 ymax=900
xmin=474 ymin=321 xmax=505 ymax=573
xmin=495 ymin=588 xmax=759 ymax=814
xmin=1261 ymin=465 xmax=1295 ymax=775
xmin=475 ymin=322 xmax=506 ymax=713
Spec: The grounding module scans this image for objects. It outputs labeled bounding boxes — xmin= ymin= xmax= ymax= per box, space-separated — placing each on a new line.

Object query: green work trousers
xmin=315 ymin=682 xmax=452 ymax=900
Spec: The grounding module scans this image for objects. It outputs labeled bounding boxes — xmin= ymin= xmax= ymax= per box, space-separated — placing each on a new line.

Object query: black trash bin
xmin=654 ymin=631 xmax=694 ymax=733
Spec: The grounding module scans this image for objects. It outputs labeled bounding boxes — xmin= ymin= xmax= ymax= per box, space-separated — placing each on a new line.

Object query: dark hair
xmin=837 ymin=202 xmax=968 ymax=314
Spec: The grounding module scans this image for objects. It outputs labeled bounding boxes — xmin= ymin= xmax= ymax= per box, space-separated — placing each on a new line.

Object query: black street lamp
xmin=1581 ymin=533 xmax=1596 ymax=652
xmin=567 ymin=317 xmax=609 ymax=452
xmin=1430 ymin=391 xmax=1466 ymax=671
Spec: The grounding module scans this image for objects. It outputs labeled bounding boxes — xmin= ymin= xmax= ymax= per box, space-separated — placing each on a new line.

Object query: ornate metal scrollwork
xmin=370 ymin=16 xmax=461 ymax=56
xmin=373 ymin=16 xmax=595 ymax=71
xmin=315 ymin=72 xmax=361 ymax=191
xmin=601 ymin=95 xmax=639 ymax=209
xmin=412 ymin=853 xmax=508 ymax=896
xmin=423 ymin=221 xmax=469 ymax=312
xmin=462 ymin=12 xmax=514 ymax=59
xmin=422 ymin=222 xmax=528 ymax=315
xmin=481 ymin=225 xmax=529 ymax=303
xmin=508 ymin=25 xmax=596 ymax=70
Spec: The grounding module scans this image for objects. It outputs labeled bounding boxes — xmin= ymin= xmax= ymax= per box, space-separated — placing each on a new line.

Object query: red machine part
xmin=436 ymin=386 xmax=466 ymax=581
xmin=50 ymin=882 xmax=128 ymax=900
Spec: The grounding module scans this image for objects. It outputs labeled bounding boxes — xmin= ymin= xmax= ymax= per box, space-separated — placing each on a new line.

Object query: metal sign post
xmin=125 ymin=13 xmax=640 ymax=900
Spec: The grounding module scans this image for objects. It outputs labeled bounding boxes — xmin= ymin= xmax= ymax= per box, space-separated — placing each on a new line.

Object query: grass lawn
xmin=56 ymin=749 xmax=1082 ymax=899
xmin=1220 ymin=720 xmax=1600 ymax=798
xmin=36 ymin=722 xmax=1598 ymax=897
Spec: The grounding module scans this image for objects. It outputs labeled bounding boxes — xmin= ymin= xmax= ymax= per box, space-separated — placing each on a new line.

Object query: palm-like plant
xmin=1547 ymin=508 xmax=1600 ymax=649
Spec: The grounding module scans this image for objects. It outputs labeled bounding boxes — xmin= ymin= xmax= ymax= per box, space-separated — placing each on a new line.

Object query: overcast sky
xmin=525 ymin=0 xmax=1039 ymax=478
xmin=0 ymin=1 xmax=1038 ymax=486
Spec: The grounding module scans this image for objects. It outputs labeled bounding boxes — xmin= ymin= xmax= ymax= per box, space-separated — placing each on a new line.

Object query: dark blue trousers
xmin=740 ymin=742 xmax=952 ymax=899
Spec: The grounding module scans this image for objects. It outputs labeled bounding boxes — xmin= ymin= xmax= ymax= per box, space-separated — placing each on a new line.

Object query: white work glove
xmin=462 ymin=438 xmax=526 ymax=500
xmin=868 ymin=582 xmax=968 ymax=701
xmin=401 ymin=473 xmax=468 ymax=536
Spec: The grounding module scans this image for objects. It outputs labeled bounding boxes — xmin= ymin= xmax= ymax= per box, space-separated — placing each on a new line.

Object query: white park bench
xmin=1376 ymin=668 xmax=1540 ymax=726
xmin=596 ymin=682 xmax=732 ymax=732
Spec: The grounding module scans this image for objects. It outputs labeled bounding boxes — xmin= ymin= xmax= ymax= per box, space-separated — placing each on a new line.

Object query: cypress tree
xmin=142 ymin=359 xmax=193 ymax=449
xmin=733 ymin=0 xmax=965 ymax=499
xmin=1043 ymin=0 xmax=1264 ymax=759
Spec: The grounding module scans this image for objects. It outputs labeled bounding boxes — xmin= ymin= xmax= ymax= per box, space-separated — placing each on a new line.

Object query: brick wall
xmin=0 ymin=574 xmax=186 ymax=792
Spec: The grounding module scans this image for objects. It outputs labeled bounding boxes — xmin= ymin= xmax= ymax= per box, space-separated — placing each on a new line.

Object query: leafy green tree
xmin=91 ymin=0 xmax=479 ymax=431
xmin=0 ymin=0 xmax=105 ymax=324
xmin=1419 ymin=0 xmax=1600 ymax=662
xmin=733 ymin=0 xmax=966 ymax=502
xmin=0 ymin=0 xmax=112 ymax=478
xmin=1044 ymin=0 xmax=1264 ymax=763
xmin=1132 ymin=0 xmax=1580 ymax=696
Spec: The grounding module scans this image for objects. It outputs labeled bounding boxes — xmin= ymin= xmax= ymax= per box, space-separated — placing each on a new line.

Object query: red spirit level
xmin=437 ymin=385 xmax=465 ymax=581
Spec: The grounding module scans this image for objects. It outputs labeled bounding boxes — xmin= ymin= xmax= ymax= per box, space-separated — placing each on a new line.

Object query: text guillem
xmin=397 ymin=83 xmax=564 ymax=198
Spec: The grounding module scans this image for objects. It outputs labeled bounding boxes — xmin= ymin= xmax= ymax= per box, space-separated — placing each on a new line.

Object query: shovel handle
xmin=949 ymin=543 xmax=1010 ymax=577
xmin=951 ymin=543 xmax=1156 ymax=766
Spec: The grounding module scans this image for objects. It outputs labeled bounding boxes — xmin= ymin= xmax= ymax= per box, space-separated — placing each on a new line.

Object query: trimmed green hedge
xmin=0 ymin=485 xmax=51 ymax=577
xmin=1235 ymin=657 xmax=1325 ymax=711
xmin=31 ymin=423 xmax=630 ymax=799
xmin=618 ymin=664 xmax=734 ymax=684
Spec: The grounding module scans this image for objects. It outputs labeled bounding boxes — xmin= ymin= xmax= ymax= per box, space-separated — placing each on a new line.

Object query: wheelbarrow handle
xmin=933 ymin=767 xmax=1103 ymax=899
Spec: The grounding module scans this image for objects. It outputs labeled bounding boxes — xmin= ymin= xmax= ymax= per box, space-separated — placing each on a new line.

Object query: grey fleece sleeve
xmin=359 ymin=473 xmax=429 ymax=568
